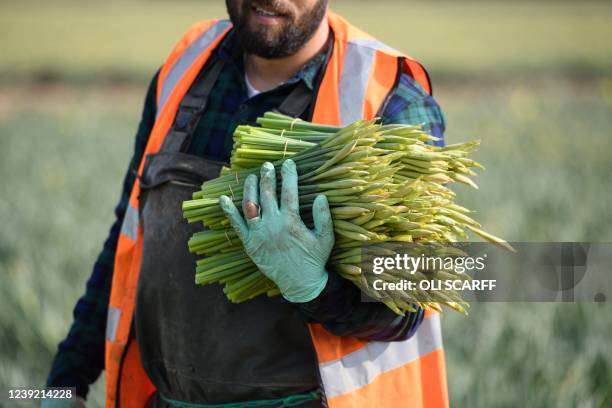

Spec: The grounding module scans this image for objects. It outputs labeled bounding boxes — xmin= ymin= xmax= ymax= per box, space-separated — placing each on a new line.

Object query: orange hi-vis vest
xmin=105 ymin=12 xmax=448 ymax=408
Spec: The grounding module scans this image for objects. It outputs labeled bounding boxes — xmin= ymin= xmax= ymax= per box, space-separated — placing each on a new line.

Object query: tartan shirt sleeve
xmin=297 ymin=72 xmax=446 ymax=341
xmin=45 ymin=71 xmax=159 ymax=399
xmin=381 ymin=73 xmax=446 ymax=144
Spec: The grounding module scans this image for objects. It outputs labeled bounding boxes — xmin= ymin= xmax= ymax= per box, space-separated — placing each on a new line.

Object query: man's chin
xmin=246 ymin=20 xmax=288 ymax=35
xmin=242 ymin=28 xmax=286 ymax=48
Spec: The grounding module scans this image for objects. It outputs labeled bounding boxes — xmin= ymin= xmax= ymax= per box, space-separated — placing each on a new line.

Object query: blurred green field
xmin=1 ymin=0 xmax=611 ymax=82
xmin=1 ymin=1 xmax=612 ymax=407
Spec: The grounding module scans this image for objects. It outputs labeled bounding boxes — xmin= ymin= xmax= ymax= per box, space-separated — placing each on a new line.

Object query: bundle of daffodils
xmin=182 ymin=112 xmax=511 ymax=314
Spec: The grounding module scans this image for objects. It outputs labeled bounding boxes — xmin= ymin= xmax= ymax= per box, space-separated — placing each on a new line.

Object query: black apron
xmin=133 ymin=58 xmax=323 ymax=405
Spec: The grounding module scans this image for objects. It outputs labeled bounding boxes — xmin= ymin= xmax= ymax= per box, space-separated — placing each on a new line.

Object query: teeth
xmin=254 ymin=6 xmax=278 ymax=16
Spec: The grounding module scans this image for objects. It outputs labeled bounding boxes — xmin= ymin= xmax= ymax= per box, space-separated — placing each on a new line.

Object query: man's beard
xmin=226 ymin=0 xmax=328 ymax=59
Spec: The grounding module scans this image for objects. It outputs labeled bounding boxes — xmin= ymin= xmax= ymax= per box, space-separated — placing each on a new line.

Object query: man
xmin=46 ymin=1 xmax=448 ymax=407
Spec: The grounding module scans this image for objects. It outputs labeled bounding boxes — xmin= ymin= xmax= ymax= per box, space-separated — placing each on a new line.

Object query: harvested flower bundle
xmin=182 ymin=112 xmax=511 ymax=314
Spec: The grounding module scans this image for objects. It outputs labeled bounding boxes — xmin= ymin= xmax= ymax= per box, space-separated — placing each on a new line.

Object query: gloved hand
xmin=219 ymin=159 xmax=334 ymax=303
xmin=40 ymin=396 xmax=86 ymax=408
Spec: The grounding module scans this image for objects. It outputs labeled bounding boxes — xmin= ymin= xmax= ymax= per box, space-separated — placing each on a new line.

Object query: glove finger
xmin=312 ymin=194 xmax=334 ymax=245
xmin=219 ymin=195 xmax=248 ymax=241
xmin=260 ymin=161 xmax=278 ymax=217
xmin=280 ymin=159 xmax=299 ymax=214
xmin=242 ymin=174 xmax=260 ymax=227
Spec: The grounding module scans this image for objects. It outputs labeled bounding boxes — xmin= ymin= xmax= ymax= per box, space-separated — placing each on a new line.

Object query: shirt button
xmin=239 ymin=104 xmax=248 ymax=112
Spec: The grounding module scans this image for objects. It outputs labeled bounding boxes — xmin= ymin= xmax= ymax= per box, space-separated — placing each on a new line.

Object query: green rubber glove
xmin=219 ymin=159 xmax=334 ymax=303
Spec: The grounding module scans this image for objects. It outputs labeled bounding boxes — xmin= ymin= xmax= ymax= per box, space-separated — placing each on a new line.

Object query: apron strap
xmin=161 ymin=53 xmax=319 ymax=154
xmin=160 ymin=57 xmax=226 ymax=153
xmin=159 ymin=389 xmax=322 ymax=408
xmin=274 ymin=81 xmax=313 ymax=119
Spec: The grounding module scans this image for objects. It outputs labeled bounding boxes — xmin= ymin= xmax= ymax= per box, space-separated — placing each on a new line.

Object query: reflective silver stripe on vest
xmin=350 ymin=37 xmax=398 ymax=54
xmin=318 ymin=313 xmax=443 ymax=398
xmin=120 ymin=204 xmax=139 ymax=241
xmin=157 ymin=20 xmax=232 ymax=117
xmin=106 ymin=307 xmax=121 ymax=342
xmin=338 ymin=38 xmax=398 ymax=126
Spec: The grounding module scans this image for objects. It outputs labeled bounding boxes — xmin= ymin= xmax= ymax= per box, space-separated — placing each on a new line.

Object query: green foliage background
xmin=1 ymin=1 xmax=611 ymax=407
